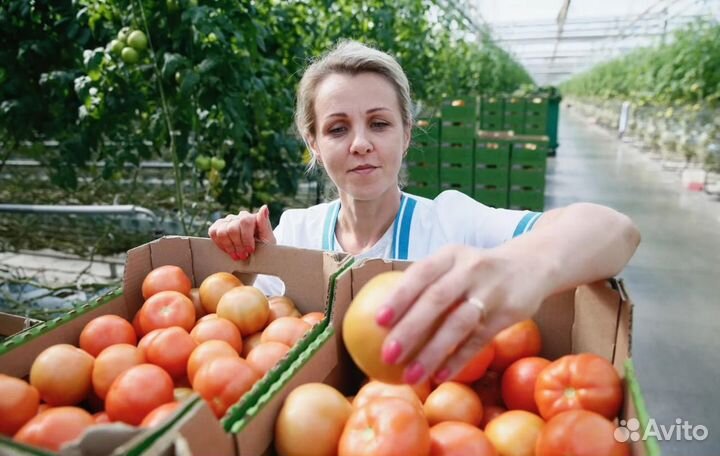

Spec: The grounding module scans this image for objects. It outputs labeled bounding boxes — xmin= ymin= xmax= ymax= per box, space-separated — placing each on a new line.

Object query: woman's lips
xmin=349 ymin=165 xmax=378 ymax=175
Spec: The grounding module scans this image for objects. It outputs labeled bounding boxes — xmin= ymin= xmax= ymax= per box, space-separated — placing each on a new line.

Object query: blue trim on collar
xmin=322 ymin=201 xmax=340 ymax=251
xmin=395 ymin=196 xmax=417 ymax=260
xmin=513 ymin=211 xmax=543 ymax=238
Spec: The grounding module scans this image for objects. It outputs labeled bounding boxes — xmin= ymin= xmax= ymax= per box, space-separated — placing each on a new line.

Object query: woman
xmin=209 ymin=40 xmax=640 ymax=385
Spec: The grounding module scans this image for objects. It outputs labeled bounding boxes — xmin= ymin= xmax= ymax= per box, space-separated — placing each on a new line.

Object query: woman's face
xmin=308 ymin=72 xmax=410 ymax=201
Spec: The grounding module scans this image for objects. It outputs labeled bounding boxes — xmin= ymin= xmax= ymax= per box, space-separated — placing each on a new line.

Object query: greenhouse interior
xmin=1 ymin=0 xmax=719 ymax=455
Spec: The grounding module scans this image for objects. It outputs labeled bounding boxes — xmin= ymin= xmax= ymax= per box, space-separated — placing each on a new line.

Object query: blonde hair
xmin=295 ymin=40 xmax=414 ymax=172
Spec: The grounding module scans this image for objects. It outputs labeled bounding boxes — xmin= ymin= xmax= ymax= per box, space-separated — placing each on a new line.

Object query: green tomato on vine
xmin=127 ymin=31 xmax=148 ymax=52
xmin=121 ymin=47 xmax=139 ymax=64
xmin=210 ymin=157 xmax=226 ymax=171
xmin=195 ymin=155 xmax=211 ymax=171
xmin=117 ymin=27 xmax=131 ymax=43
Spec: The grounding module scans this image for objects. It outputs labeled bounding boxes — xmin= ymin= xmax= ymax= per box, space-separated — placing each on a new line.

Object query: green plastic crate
xmin=504 ymin=96 xmax=526 ymax=114
xmin=407 ymin=146 xmax=439 ymax=167
xmin=509 ymin=188 xmax=544 ymax=211
xmin=441 ymin=123 xmax=476 ymax=142
xmin=440 ymin=146 xmax=474 ymax=167
xmin=481 ymin=117 xmax=504 ymax=131
xmin=481 ymin=95 xmax=504 ymax=117
xmin=475 ymin=164 xmax=509 ymax=187
xmin=408 ymin=165 xmax=439 ymax=183
xmin=440 ymin=165 xmax=473 ymax=185
xmin=441 ymin=97 xmax=478 ymax=122
xmin=440 ymin=180 xmax=473 ymax=196
xmin=413 ymin=118 xmax=441 ymax=143
xmin=474 ymin=186 xmax=508 ymax=208
xmin=406 ymin=183 xmax=439 ymax=199
xmin=510 ymin=164 xmax=546 ymax=188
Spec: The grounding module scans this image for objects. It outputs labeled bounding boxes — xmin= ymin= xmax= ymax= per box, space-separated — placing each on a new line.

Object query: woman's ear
xmin=306 ymin=136 xmax=322 ymax=165
xmin=402 ymin=126 xmax=411 ymax=156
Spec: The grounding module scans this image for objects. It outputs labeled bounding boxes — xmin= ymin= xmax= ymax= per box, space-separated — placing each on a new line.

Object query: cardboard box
xmin=0 ymin=237 xmax=347 ymax=456
xmin=226 ymin=257 xmax=660 ymax=456
xmin=0 ymin=312 xmax=41 ymax=341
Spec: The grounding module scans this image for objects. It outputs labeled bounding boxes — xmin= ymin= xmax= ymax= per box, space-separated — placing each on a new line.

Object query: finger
xmin=255 ymin=205 xmax=276 ymax=244
xmin=236 ymin=212 xmax=257 ymax=256
xmin=401 ymin=300 xmax=481 ymax=385
xmin=225 ymin=217 xmax=248 ymax=260
xmin=435 ymin=312 xmax=517 ymax=382
xmin=376 ymin=245 xmax=458 ymax=328
xmin=209 ymin=218 xmax=238 ymax=259
xmin=384 ymin=265 xmax=470 ymax=366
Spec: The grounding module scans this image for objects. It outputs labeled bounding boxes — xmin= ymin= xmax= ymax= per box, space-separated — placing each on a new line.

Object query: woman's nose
xmin=350 ymin=129 xmax=373 ymax=154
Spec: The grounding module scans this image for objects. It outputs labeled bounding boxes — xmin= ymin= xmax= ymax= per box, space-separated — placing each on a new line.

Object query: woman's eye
xmin=329 ymin=126 xmax=346 ymax=135
xmin=371 ymin=121 xmax=389 ymax=129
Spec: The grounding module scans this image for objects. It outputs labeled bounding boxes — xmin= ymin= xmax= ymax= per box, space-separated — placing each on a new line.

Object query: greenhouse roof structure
xmin=461 ymin=0 xmax=720 ymax=85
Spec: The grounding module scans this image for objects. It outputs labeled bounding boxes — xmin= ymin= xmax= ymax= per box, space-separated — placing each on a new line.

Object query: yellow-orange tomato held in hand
xmin=342 ymin=271 xmax=407 ymax=384
xmin=142 ymin=265 xmax=192 ymax=300
xmin=216 ymin=286 xmax=270 ymax=336
xmin=0 ymin=374 xmax=39 ymax=436
xmin=275 ymin=383 xmax=353 ymax=456
xmin=30 ymin=344 xmax=94 ymax=406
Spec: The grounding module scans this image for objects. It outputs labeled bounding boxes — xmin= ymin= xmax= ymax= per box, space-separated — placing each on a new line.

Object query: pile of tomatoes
xmin=274 ymin=271 xmax=630 ymax=456
xmin=0 ymin=265 xmax=323 ymax=452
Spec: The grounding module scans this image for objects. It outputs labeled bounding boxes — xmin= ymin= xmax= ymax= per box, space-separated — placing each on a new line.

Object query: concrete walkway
xmin=547 ymin=107 xmax=720 ymax=455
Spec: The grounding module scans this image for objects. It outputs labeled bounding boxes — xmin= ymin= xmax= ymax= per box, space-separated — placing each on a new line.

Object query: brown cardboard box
xmin=224 ymin=257 xmax=657 ymax=456
xmin=0 ymin=237 xmax=347 ymax=456
xmin=0 ymin=312 xmax=41 ymax=341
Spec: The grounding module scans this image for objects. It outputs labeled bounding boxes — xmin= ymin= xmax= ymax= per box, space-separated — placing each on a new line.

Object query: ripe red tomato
xmin=193 ymin=356 xmax=260 ymax=418
xmin=535 ymin=410 xmax=630 ymax=456
xmin=30 ymin=344 xmax=94 ymax=406
xmin=424 ymin=382 xmax=484 ymax=427
xmin=480 ymin=405 xmax=507 ymax=429
xmin=501 ymin=357 xmax=551 ymax=414
xmin=534 ymin=353 xmax=622 ymax=420
xmin=301 ymin=311 xmax=325 ymax=327
xmin=105 ymin=364 xmax=175 ymax=425
xmin=473 ymin=370 xmax=503 ymax=407
xmin=339 ymin=397 xmax=431 ymax=456
xmin=199 ymin=272 xmax=243 ymax=313
xmin=0 ymin=374 xmax=39 ymax=436
xmin=139 ymin=291 xmax=196 ymax=334
xmin=145 ymin=327 xmax=198 ymax=380
xmin=452 ymin=343 xmax=495 ymax=383
xmin=260 ymin=317 xmax=311 ymax=347
xmin=142 ymin=265 xmax=192 ymax=299
xmin=14 ymin=407 xmax=94 ymax=451
xmin=352 ymin=380 xmax=423 ymax=411
xmin=92 ymin=343 xmax=145 ymax=399
xmin=190 ymin=317 xmax=243 ymax=353
xmin=484 ymin=410 xmax=545 ymax=456
xmin=490 ymin=320 xmax=542 ymax=373
xmin=187 ymin=340 xmax=239 ymax=385
xmin=79 ymin=315 xmax=137 ymax=357
xmin=246 ymin=342 xmax=290 ymax=376
xmin=241 ymin=332 xmax=263 ymax=357
xmin=342 ymin=271 xmax=407 ymax=384
xmin=140 ymin=402 xmax=181 ymax=428
xmin=429 ymin=421 xmax=498 ymax=456
xmin=275 ymin=383 xmax=353 ymax=456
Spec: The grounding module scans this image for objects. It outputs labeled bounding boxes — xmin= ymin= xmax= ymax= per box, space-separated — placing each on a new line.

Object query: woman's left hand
xmin=375 ymin=244 xmax=553 ymax=385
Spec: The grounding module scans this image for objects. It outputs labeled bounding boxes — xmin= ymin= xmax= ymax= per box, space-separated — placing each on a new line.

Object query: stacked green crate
xmin=480 ymin=95 xmax=504 ymax=131
xmin=524 ymin=96 xmax=549 ymax=136
xmin=474 ymin=133 xmax=511 ymax=208
xmin=406 ymin=117 xmax=440 ymax=198
xmin=509 ymin=136 xmax=549 ymax=211
xmin=440 ymin=97 xmax=477 ymax=196
xmin=503 ymin=96 xmax=526 ymax=133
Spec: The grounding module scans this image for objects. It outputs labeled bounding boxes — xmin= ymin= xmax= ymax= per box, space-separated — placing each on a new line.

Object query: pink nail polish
xmin=434 ymin=368 xmax=451 ymax=384
xmin=381 ymin=340 xmax=402 ymax=364
xmin=376 ymin=306 xmax=395 ymax=327
xmin=404 ymin=362 xmax=425 ymax=385
xmin=231 ymin=253 xmax=239 ymax=261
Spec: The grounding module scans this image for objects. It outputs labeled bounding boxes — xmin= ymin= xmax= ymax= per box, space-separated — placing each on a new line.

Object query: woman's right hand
xmin=208 ymin=204 xmax=275 ymax=260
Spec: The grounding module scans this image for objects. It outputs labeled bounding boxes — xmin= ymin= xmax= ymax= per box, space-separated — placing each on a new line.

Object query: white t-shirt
xmin=254 ymin=190 xmax=542 ymax=296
